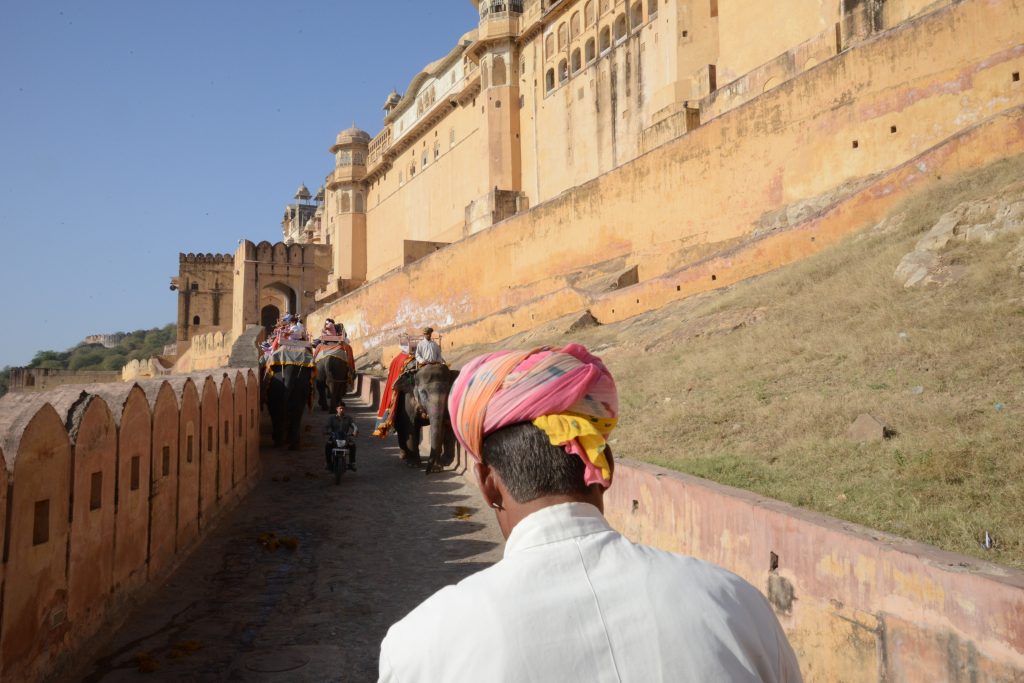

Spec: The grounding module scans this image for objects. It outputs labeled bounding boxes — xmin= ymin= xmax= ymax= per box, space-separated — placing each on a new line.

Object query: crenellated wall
xmin=0 ymin=370 xmax=261 ymax=682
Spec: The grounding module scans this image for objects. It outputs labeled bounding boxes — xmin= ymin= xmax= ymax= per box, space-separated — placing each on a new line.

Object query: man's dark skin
xmin=325 ymin=403 xmax=357 ymax=471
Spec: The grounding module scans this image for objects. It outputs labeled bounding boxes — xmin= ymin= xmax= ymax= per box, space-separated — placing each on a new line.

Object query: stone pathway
xmin=72 ymin=399 xmax=504 ymax=682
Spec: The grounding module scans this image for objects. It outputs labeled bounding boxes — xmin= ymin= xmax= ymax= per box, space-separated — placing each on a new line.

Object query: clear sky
xmin=0 ymin=0 xmax=478 ymax=368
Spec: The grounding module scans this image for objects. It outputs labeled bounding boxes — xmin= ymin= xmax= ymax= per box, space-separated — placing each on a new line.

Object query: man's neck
xmin=499 ymin=492 xmax=603 ymax=539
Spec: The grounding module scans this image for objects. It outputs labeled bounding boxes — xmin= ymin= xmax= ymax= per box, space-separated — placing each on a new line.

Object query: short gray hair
xmin=481 ymin=423 xmax=589 ymax=503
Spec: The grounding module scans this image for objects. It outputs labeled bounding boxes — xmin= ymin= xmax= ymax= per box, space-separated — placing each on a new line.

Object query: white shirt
xmin=379 ymin=503 xmax=802 ymax=683
xmin=414 ymin=338 xmax=443 ymax=364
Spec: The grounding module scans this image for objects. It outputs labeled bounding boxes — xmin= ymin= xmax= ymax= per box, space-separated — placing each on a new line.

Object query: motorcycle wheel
xmin=334 ymin=452 xmax=343 ymax=485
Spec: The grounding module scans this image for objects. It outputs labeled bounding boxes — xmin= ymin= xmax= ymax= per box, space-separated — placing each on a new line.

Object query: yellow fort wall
xmin=308 ymin=0 xmax=1024 ymax=355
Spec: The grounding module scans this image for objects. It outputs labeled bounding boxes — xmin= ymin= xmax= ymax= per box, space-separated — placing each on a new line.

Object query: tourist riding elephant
xmin=316 ymin=351 xmax=351 ymax=412
xmin=394 ymin=364 xmax=459 ymax=474
xmin=264 ymin=351 xmax=315 ymax=449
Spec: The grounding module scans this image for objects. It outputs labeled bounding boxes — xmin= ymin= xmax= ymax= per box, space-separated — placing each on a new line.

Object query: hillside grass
xmin=452 ymin=155 xmax=1024 ymax=568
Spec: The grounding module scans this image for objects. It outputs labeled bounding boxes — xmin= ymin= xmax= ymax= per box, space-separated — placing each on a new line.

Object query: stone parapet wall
xmin=0 ymin=369 xmax=261 ymax=682
xmin=604 ymin=461 xmax=1024 ymax=681
xmin=7 ymin=368 xmax=122 ymax=393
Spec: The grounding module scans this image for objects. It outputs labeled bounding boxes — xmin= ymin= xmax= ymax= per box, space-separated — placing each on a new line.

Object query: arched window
xmin=409 ymin=163 xmax=416 ymax=177
xmin=558 ymin=59 xmax=569 ymax=83
xmin=492 ymin=55 xmax=507 ymax=86
xmin=570 ymin=12 xmax=581 ymax=39
xmin=422 ymin=149 xmax=429 ymax=167
xmin=354 ymin=193 xmax=364 ymax=212
xmin=545 ymin=33 xmax=555 ymax=58
xmin=546 ymin=68 xmax=555 ymax=91
xmin=449 ymin=128 xmax=456 ymax=148
xmin=571 ymin=48 xmax=582 ymax=73
xmin=614 ymin=14 xmax=627 ymax=40
xmin=585 ymin=0 xmax=595 ymax=25
xmin=340 ymin=193 xmax=351 ymax=212
xmin=434 ymin=141 xmax=441 ymax=159
xmin=648 ymin=0 xmax=658 ymax=15
xmin=192 ymin=316 xmax=201 ymax=326
xmin=399 ymin=171 xmax=404 ymax=185
xmin=585 ymin=38 xmax=596 ymax=62
xmin=557 ymin=23 xmax=567 ymax=50
xmin=631 ymin=1 xmax=643 ymax=29
xmin=599 ymin=26 xmax=611 ymax=52
xmin=482 ymin=66 xmax=490 ymax=89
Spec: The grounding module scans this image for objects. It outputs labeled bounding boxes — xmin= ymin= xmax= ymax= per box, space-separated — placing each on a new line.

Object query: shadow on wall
xmin=0 ymin=369 xmax=262 ymax=682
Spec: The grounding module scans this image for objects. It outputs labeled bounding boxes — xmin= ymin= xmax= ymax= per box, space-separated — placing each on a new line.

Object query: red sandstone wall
xmin=0 ymin=369 xmax=261 ymax=682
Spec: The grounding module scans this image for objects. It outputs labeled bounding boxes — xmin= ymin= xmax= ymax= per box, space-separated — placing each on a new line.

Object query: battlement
xmin=178 ymin=252 xmax=233 ymax=264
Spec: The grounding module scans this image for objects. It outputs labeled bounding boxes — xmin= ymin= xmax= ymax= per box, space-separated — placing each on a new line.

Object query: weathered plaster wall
xmin=0 ymin=370 xmax=261 ymax=682
xmin=7 ymin=367 xmax=121 ymax=393
xmin=604 ymin=460 xmax=1024 ymax=681
xmin=308 ymin=0 xmax=1024 ymax=355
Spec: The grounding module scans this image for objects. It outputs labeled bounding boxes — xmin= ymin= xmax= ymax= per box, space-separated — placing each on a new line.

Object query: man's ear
xmin=475 ymin=462 xmax=502 ymax=508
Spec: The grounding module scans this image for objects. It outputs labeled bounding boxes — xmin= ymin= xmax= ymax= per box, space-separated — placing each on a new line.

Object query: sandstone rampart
xmin=307 ymin=0 xmax=1024 ymax=360
xmin=0 ymin=370 xmax=261 ymax=682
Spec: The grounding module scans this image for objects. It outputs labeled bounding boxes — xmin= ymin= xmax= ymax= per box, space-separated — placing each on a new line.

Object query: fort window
xmin=585 ymin=0 xmax=595 ymax=25
xmin=482 ymin=66 xmax=490 ymax=89
xmin=648 ymin=0 xmax=657 ymax=16
xmin=409 ymin=163 xmax=416 ymax=177
xmin=710 ymin=0 xmax=718 ymax=18
xmin=33 ymin=500 xmax=50 ymax=546
xmin=559 ymin=59 xmax=569 ymax=83
xmin=90 ymin=472 xmax=103 ymax=510
xmin=631 ymin=2 xmax=643 ymax=29
xmin=449 ymin=128 xmax=456 ymax=148
xmin=190 ymin=283 xmax=199 ymax=291
xmin=1014 ymin=72 xmax=1021 ymax=82
xmin=571 ymin=12 xmax=581 ymax=39
xmin=399 ymin=171 xmax=405 ymax=185
xmin=434 ymin=141 xmax=440 ymax=159
xmin=192 ymin=315 xmax=200 ymax=326
xmin=546 ymin=68 xmax=555 ymax=91
xmin=492 ymin=56 xmax=507 ymax=86
xmin=545 ymin=34 xmax=555 ymax=58
xmin=586 ymin=38 xmax=596 ymax=62
xmin=341 ymin=193 xmax=351 ymax=212
xmin=614 ymin=14 xmax=627 ymax=41
xmin=422 ymin=149 xmax=429 ymax=167
xmin=131 ymin=454 xmax=141 ymax=490
xmin=890 ymin=125 xmax=897 ymax=133
xmin=354 ymin=193 xmax=364 ymax=212
xmin=558 ymin=23 xmax=567 ymax=50
xmin=852 ymin=140 xmax=859 ymax=148
xmin=600 ymin=26 xmax=611 ymax=52
xmin=572 ymin=48 xmax=582 ymax=73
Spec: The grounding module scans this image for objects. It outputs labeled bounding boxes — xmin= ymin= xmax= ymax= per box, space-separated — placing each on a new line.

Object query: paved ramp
xmin=75 ymin=399 xmax=504 ymax=682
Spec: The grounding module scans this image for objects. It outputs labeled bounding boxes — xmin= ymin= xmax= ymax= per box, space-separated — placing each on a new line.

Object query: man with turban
xmin=378 ymin=343 xmax=802 ymax=682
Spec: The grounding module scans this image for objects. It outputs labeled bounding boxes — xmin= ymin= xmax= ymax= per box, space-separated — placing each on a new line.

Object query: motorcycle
xmin=327 ymin=434 xmax=352 ymax=485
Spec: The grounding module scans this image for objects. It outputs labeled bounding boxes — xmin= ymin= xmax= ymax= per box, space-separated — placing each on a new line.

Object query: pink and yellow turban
xmin=448 ymin=344 xmax=619 ymax=488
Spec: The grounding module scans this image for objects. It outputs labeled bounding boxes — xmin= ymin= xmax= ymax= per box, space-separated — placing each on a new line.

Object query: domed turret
xmin=383 ymin=90 xmax=402 ymax=115
xmin=334 ymin=124 xmax=371 ymax=149
xmin=294 ymin=183 xmax=311 ymax=201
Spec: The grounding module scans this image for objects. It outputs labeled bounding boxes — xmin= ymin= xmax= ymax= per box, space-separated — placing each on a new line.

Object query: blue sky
xmin=0 ymin=1 xmax=478 ymax=367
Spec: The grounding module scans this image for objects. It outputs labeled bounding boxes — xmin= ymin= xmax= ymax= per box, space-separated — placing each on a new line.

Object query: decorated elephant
xmin=315 ymin=347 xmax=352 ymax=412
xmin=264 ymin=347 xmax=316 ymax=449
xmin=394 ymin=364 xmax=459 ymax=474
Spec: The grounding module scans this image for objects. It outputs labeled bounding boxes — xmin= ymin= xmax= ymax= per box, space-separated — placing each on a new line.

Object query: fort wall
xmin=7 ymin=367 xmax=122 ymax=393
xmin=604 ymin=460 xmax=1024 ymax=681
xmin=307 ymin=0 xmax=1024 ymax=353
xmin=0 ymin=371 xmax=261 ymax=682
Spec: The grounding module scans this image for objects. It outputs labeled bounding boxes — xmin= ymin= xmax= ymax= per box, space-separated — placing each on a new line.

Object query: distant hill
xmin=0 ymin=324 xmax=175 ymax=398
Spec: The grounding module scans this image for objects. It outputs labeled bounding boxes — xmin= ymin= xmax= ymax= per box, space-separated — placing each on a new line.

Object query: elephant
xmin=316 ymin=352 xmax=351 ymax=412
xmin=394 ymin=364 xmax=459 ymax=474
xmin=265 ymin=354 xmax=315 ymax=449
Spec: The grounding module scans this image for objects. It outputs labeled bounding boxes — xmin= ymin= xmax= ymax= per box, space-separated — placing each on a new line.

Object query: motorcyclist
xmin=325 ymin=402 xmax=358 ymax=472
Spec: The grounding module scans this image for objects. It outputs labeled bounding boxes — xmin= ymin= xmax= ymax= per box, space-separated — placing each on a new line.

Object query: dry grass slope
xmin=446 ymin=155 xmax=1024 ymax=568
